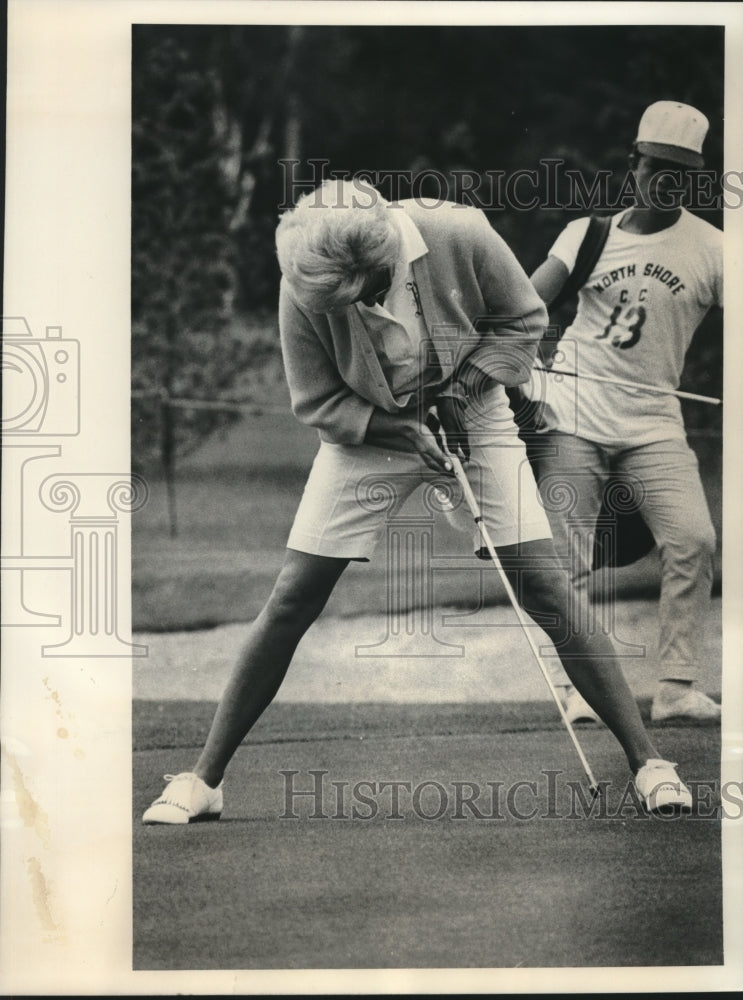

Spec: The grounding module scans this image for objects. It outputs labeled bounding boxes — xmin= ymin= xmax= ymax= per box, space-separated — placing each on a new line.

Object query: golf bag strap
xmin=550 ymin=214 xmax=611 ymax=312
xmin=511 ymin=214 xmax=611 ymax=418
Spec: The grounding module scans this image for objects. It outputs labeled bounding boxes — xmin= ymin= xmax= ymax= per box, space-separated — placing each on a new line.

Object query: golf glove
xmin=433 ymin=381 xmax=470 ymax=461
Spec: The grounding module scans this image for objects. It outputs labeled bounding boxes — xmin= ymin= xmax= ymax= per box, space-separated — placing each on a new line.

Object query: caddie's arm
xmin=530 ymin=255 xmax=570 ymax=308
xmin=529 ymin=256 xmax=572 ymax=368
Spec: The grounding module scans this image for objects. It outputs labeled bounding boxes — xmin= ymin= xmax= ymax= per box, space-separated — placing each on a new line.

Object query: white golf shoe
xmin=651 ymin=687 xmax=721 ymax=723
xmin=634 ymin=759 xmax=692 ymax=814
xmin=142 ymin=772 xmax=223 ymax=824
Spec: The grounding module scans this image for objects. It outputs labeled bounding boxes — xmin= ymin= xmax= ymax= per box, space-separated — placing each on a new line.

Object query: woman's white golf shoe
xmin=142 ymin=772 xmax=223 ymax=824
xmin=634 ymin=759 xmax=693 ymax=814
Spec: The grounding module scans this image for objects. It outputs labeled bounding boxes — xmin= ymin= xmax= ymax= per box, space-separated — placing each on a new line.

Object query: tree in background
xmin=132 ymin=23 xmax=724 ymax=505
xmin=131 ymin=30 xmax=286 ymax=532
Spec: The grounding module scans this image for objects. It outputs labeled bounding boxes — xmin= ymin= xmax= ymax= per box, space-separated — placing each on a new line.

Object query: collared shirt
xmin=278 ymin=198 xmax=547 ymax=447
xmin=355 ymin=209 xmax=432 ymax=401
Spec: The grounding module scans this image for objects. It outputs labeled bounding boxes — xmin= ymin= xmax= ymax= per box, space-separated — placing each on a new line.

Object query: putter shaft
xmin=447 ymin=453 xmax=600 ymax=793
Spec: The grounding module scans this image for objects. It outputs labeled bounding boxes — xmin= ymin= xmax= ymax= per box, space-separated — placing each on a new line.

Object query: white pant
xmin=535 ymin=432 xmax=716 ymax=683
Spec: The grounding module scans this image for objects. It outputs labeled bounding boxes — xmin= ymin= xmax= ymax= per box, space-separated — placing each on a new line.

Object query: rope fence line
xmin=131 ymin=389 xmax=723 ymax=437
xmin=131 ymin=389 xmax=289 ymax=417
xmin=132 ymin=387 xmax=722 ymax=537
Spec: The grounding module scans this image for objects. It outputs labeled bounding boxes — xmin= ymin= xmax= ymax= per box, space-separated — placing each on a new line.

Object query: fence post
xmin=159 ymin=388 xmax=178 ymax=538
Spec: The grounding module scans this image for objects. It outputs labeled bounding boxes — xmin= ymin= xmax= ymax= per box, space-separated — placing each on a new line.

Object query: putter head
xmin=589 ymin=784 xmax=601 ymax=803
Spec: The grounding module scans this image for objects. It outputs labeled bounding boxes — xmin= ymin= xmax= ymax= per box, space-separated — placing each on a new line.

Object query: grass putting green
xmin=134 ymin=706 xmax=722 ymax=971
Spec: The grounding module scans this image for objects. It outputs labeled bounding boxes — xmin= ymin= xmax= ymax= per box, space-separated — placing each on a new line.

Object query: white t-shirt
xmin=530 ymin=208 xmax=722 ymax=446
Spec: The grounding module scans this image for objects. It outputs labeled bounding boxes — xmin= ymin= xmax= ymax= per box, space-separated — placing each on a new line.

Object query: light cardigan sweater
xmin=278 ymin=198 xmax=548 ymax=445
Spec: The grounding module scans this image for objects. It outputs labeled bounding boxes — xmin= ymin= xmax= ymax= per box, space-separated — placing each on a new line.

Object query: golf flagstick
xmin=533 ymin=366 xmax=721 ymax=406
xmin=445 ymin=450 xmax=600 ymax=799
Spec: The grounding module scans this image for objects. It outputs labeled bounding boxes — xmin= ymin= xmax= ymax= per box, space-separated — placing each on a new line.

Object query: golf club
xmin=444 ymin=448 xmax=601 ymax=800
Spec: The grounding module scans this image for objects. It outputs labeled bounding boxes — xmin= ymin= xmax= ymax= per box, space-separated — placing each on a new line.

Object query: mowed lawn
xmin=132 ymin=408 xmax=721 ymax=632
xmin=133 ymin=708 xmax=724 ymax=970
xmin=132 ymin=406 xmax=726 ymax=975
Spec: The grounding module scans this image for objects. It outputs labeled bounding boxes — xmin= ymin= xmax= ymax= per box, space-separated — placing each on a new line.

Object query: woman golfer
xmin=143 ymin=178 xmax=692 ymax=823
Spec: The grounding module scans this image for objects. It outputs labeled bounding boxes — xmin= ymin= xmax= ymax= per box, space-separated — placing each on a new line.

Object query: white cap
xmin=635 ymin=101 xmax=708 ymax=168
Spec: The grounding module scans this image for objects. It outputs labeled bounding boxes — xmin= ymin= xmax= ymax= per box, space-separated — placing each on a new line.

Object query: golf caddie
xmin=527 ymin=101 xmax=722 ymax=726
xmin=143 ymin=178 xmax=693 ymax=824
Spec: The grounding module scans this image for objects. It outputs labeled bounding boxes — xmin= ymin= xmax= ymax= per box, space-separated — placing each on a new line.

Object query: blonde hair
xmin=275 ymin=178 xmax=401 ymax=312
